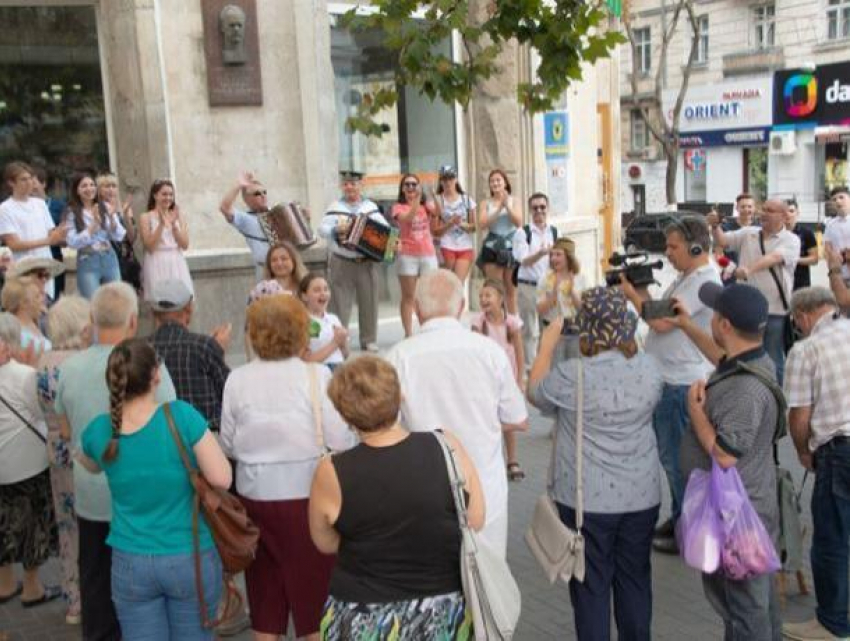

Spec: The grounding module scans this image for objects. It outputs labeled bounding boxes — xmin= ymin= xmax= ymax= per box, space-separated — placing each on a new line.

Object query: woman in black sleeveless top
xmin=309 ymin=355 xmax=485 ymax=640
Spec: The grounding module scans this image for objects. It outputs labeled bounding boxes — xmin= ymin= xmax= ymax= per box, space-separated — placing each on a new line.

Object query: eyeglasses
xmin=403 ymin=182 xmax=419 ymax=189
xmin=31 ymin=270 xmax=50 ymax=280
xmin=531 ymin=205 xmax=548 ymax=212
xmin=250 ymin=190 xmax=267 ymax=197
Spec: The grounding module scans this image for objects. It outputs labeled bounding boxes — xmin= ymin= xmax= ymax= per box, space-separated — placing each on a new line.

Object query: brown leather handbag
xmin=164 ymin=403 xmax=259 ymax=628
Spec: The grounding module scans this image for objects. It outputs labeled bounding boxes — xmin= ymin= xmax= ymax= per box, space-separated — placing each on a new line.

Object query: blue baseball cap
xmin=698 ymin=282 xmax=768 ymax=334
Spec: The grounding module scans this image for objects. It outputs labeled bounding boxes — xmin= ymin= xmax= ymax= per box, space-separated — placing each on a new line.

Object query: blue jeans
xmin=702 ymin=570 xmax=781 ymax=640
xmin=763 ymin=315 xmax=787 ymax=387
xmin=812 ymin=439 xmax=850 ymax=637
xmin=652 ymin=383 xmax=690 ymax=522
xmin=111 ymin=548 xmax=222 ymax=641
xmin=557 ymin=502 xmax=659 ymax=641
xmin=76 ymin=248 xmax=121 ymax=299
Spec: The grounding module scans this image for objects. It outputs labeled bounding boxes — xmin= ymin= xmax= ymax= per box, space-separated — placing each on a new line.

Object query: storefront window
xmin=683 ymin=149 xmax=707 ymax=201
xmin=745 ymin=148 xmax=768 ymax=201
xmin=330 ymin=19 xmax=457 ymax=203
xmin=0 ymin=6 xmax=108 ymax=193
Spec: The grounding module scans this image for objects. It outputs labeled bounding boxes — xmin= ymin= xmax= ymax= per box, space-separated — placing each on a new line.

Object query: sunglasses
xmin=250 ymin=190 xmax=267 ymax=197
xmin=31 ymin=270 xmax=51 ymax=280
xmin=403 ymin=182 xmax=419 ymax=189
xmin=531 ymin=205 xmax=548 ymax=212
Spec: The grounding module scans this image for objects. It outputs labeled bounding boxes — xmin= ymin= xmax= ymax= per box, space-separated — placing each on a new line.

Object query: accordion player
xmin=330 ymin=210 xmax=399 ymax=263
xmin=257 ymin=202 xmax=317 ymax=249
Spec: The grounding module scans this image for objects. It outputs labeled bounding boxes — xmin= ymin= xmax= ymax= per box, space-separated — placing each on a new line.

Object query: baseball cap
xmin=150 ymin=279 xmax=193 ymax=312
xmin=698 ymin=282 xmax=768 ymax=334
xmin=438 ymin=165 xmax=457 ymax=178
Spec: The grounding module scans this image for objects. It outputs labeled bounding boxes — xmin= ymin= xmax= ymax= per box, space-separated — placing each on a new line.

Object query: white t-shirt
xmin=0 ymin=360 xmax=48 ymax=484
xmin=385 ymin=317 xmax=528 ymax=557
xmin=437 ymin=194 xmax=476 ymax=251
xmin=0 ymin=196 xmax=55 ymax=262
xmin=536 ymin=271 xmax=588 ymax=324
xmin=724 ymin=227 xmax=800 ymax=315
xmin=309 ymin=312 xmax=344 ymax=365
xmin=644 ymin=263 xmax=721 ymax=385
xmin=824 ymin=215 xmax=850 ymax=280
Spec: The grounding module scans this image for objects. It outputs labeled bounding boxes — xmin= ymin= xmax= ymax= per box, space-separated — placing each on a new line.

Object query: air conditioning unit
xmin=769 ymin=131 xmax=797 ymax=156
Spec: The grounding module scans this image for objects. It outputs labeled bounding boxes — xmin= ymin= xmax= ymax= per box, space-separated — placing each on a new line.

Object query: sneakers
xmin=652 ymin=518 xmax=679 ymax=554
xmin=783 ymin=619 xmax=850 ymax=641
xmin=364 ymin=343 xmax=380 ymax=353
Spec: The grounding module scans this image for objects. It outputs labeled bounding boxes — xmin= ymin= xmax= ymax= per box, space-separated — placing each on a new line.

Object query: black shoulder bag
xmin=758 ymin=231 xmax=797 ymax=354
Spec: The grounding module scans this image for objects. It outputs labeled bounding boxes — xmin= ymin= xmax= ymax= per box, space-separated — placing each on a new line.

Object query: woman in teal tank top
xmin=79 ymin=338 xmax=232 ymax=640
xmin=478 ymin=169 xmax=522 ymax=314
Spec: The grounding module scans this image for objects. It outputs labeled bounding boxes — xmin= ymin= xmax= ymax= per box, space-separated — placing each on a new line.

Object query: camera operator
xmin=619 ymin=216 xmax=720 ymax=553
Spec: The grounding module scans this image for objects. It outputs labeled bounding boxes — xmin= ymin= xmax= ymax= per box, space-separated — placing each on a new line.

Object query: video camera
xmin=605 ymin=251 xmax=663 ymax=288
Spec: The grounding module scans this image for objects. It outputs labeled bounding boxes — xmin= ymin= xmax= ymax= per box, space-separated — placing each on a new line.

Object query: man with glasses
xmin=512 ymin=192 xmax=558 ymax=370
xmin=318 ymin=170 xmax=386 ymax=353
xmin=219 ymin=171 xmax=272 ymax=281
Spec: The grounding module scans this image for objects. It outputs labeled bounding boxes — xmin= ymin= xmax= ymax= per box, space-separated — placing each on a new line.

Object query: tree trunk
xmin=665 ymin=142 xmax=679 ymax=206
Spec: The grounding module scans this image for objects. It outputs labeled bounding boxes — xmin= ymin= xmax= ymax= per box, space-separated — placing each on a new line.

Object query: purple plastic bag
xmin=676 ymin=467 xmax=723 ymax=574
xmin=711 ymin=461 xmax=781 ymax=580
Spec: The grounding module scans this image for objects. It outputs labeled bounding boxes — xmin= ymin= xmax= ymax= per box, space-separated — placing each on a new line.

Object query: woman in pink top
xmin=470 ymin=278 xmax=526 ymax=481
xmin=391 ymin=174 xmax=438 ymax=337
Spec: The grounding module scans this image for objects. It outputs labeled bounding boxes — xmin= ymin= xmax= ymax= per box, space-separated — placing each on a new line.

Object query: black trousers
xmin=557 ymin=502 xmax=659 ymax=641
xmin=78 ymin=517 xmax=121 ymax=641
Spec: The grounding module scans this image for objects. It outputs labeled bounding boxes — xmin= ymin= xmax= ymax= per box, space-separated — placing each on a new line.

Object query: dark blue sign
xmin=678 ymin=126 xmax=771 ymax=148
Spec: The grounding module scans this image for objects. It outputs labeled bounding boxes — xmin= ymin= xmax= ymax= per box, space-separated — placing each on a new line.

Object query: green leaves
xmin=341 ymin=0 xmax=623 ymax=136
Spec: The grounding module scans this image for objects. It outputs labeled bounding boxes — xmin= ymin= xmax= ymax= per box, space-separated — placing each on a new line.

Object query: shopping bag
xmin=712 ymin=462 xmax=781 ymax=580
xmin=676 ymin=467 xmax=723 ymax=574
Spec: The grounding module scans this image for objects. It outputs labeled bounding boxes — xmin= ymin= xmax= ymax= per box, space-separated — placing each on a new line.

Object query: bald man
xmin=707 ymin=199 xmax=801 ymax=384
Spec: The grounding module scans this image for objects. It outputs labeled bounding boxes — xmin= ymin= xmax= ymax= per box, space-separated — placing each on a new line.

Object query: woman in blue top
xmin=79 ymin=338 xmax=232 ymax=640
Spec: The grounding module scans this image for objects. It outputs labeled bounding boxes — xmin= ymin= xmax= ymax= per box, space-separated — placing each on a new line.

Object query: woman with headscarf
xmin=528 ymin=286 xmax=663 ymax=641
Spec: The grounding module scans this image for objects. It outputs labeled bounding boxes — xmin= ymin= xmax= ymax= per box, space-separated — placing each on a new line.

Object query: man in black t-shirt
xmin=785 ymin=199 xmax=819 ymax=290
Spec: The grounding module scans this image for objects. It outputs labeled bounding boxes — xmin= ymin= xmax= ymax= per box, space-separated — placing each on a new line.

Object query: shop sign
xmin=544 ymin=112 xmax=569 ymax=159
xmin=773 ymin=61 xmax=850 ymax=127
xmin=663 ymin=77 xmax=773 ymax=137
xmin=684 ymin=148 xmax=706 ymax=172
xmin=678 ymin=126 xmax=771 ymax=148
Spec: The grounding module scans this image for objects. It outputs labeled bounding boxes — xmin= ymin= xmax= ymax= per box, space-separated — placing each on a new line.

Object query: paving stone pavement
xmin=0 ymin=255 xmax=832 ymax=639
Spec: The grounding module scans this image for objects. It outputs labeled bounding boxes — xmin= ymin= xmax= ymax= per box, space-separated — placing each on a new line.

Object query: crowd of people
xmin=0 ymin=155 xmax=849 ymax=641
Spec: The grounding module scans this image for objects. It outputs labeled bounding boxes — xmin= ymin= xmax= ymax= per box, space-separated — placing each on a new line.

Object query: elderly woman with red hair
xmin=220 ymin=295 xmax=353 ymax=641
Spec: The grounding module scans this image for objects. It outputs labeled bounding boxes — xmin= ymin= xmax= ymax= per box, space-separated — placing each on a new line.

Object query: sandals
xmin=21 ymin=585 xmax=61 ymax=609
xmin=507 ymin=462 xmax=525 ymax=482
xmin=0 ymin=583 xmax=21 ymax=605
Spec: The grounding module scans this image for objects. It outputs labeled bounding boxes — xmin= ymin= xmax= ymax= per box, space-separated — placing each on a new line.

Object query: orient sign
xmin=774 ymin=62 xmax=850 ymax=127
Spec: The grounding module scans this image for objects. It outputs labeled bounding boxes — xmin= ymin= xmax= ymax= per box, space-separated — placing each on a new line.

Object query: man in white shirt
xmin=318 ymin=170 xmax=386 ymax=352
xmin=708 ymin=199 xmax=800 ymax=385
xmin=621 ymin=216 xmax=721 ymax=552
xmin=219 ymin=171 xmax=272 ymax=281
xmin=384 ymin=269 xmax=528 ymax=557
xmin=0 ymin=162 xmax=67 ymax=298
xmin=824 ymin=186 xmax=850 ymax=284
xmin=512 ymin=192 xmax=558 ymax=370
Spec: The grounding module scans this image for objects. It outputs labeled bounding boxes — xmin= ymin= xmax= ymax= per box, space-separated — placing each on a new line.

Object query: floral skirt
xmin=320 ymin=591 xmax=471 ymax=641
xmin=0 ymin=469 xmax=58 ymax=569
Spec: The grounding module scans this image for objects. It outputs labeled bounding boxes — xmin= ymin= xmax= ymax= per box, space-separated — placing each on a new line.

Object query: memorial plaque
xmin=201 ymin=0 xmax=263 ymax=106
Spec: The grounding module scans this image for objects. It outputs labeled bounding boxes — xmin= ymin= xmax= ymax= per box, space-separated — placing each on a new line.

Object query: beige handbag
xmin=525 ymin=359 xmax=586 ymax=584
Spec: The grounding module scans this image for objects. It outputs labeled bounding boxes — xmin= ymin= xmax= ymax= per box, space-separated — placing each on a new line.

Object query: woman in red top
xmin=391 ymin=174 xmax=438 ymax=337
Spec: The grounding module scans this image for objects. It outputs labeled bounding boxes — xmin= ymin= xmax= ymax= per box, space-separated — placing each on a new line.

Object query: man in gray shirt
xmin=678 ymin=282 xmax=782 ymax=641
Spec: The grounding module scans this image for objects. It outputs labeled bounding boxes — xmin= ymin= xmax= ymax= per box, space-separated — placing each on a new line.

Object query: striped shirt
xmin=784 ymin=313 xmax=850 ymax=451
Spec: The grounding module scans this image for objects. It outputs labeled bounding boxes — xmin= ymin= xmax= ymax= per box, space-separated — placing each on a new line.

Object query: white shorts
xmin=397 ymin=253 xmax=439 ymax=277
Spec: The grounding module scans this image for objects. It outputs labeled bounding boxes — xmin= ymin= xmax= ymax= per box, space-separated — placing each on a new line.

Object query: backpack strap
xmin=524 ymin=224 xmax=532 ymax=245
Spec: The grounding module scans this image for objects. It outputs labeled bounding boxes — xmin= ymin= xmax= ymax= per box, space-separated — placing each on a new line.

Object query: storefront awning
xmin=815 ymin=125 xmax=850 ymax=144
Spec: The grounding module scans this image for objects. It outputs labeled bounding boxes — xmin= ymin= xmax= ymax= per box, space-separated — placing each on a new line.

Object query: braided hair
xmin=103 ymin=338 xmax=159 ymax=462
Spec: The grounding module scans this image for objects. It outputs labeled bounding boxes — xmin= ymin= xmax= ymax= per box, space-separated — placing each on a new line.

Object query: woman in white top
xmin=0 ymin=312 xmax=60 ymax=608
xmin=430 ymin=165 xmax=476 ymax=283
xmin=478 ymin=169 xmax=522 ymax=313
xmin=220 ymin=294 xmax=353 ymax=641
xmin=0 ymin=276 xmax=51 ymax=353
xmin=139 ymin=179 xmax=192 ymax=301
xmin=64 ymin=172 xmax=126 ymax=299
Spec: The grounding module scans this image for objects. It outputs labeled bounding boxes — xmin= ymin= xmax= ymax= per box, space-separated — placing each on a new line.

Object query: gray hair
xmin=791 ymin=286 xmax=837 ymax=315
xmin=414 ymin=269 xmax=464 ymax=321
xmin=0 ymin=312 xmax=21 ymax=347
xmin=91 ymin=282 xmax=138 ymax=329
xmin=47 ymin=295 xmax=90 ymax=350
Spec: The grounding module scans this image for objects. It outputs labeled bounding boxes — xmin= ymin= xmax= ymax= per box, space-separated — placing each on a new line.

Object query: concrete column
xmin=97 ymin=0 xmax=172 ymax=201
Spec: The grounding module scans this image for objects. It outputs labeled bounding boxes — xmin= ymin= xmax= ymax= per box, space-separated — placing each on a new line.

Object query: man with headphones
xmin=621 ymin=215 xmax=721 ymax=553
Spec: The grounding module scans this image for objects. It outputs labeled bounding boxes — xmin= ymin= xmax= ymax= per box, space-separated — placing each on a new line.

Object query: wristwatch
xmin=828 ymin=267 xmax=842 ymax=276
